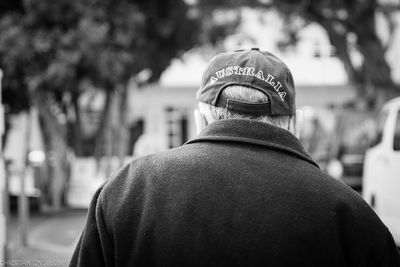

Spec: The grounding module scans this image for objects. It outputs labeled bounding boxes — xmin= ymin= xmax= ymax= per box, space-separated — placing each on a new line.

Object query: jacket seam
xmin=185 ymin=136 xmax=319 ymax=168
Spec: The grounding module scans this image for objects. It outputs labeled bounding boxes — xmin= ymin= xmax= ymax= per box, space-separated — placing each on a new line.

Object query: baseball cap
xmin=196 ymin=48 xmax=295 ymax=116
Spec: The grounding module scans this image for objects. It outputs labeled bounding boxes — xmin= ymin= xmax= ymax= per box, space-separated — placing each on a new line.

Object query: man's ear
xmin=293 ymin=109 xmax=303 ymax=138
xmin=194 ymin=109 xmax=208 ymax=134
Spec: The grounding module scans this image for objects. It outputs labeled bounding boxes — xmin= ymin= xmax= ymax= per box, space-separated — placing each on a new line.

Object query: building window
xmin=165 ymin=106 xmax=189 ymax=149
xmin=128 ymin=119 xmax=144 ymax=155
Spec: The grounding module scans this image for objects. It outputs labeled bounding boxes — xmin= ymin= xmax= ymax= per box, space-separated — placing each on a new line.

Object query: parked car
xmin=363 ymin=97 xmax=400 ymax=246
xmin=333 ymin=111 xmax=375 ymax=190
xmin=297 ymin=107 xmax=376 ymax=191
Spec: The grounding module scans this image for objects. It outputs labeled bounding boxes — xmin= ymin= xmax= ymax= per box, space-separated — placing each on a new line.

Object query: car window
xmin=373 ymin=110 xmax=389 ymax=147
xmin=393 ymin=110 xmax=400 ymax=151
xmin=339 ymin=112 xmax=375 ymax=153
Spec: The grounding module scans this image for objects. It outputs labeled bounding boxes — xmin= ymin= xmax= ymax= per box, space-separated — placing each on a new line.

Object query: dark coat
xmin=70 ymin=119 xmax=400 ymax=267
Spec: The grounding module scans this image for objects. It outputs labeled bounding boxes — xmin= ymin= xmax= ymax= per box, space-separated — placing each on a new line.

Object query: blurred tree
xmin=0 ymin=0 xmax=199 ymax=210
xmin=197 ymin=0 xmax=400 ymax=108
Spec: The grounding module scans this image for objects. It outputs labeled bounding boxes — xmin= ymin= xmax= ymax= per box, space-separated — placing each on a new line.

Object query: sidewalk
xmin=6 ymin=208 xmax=87 ymax=267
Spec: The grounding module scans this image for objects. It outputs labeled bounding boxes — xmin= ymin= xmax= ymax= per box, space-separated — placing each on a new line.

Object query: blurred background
xmin=0 ymin=0 xmax=400 ymax=265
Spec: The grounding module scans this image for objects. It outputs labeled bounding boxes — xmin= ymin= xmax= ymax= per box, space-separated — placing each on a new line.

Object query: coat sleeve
xmin=378 ymin=229 xmax=400 ymax=267
xmin=69 ymin=186 xmax=114 ymax=267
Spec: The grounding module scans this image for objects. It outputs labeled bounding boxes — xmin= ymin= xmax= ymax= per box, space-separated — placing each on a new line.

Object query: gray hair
xmin=198 ymin=85 xmax=292 ymax=130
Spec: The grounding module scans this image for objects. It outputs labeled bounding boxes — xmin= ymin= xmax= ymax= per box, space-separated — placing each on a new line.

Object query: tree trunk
xmin=34 ymin=91 xmax=68 ymax=211
xmin=94 ymin=90 xmax=112 ymax=161
xmin=104 ymin=91 xmax=115 ymax=178
xmin=72 ymin=93 xmax=83 ymax=157
xmin=355 ymin=27 xmax=400 ymax=106
xmin=307 ymin=4 xmax=400 ymax=109
xmin=116 ymin=84 xmax=129 ymax=167
xmin=318 ymin=21 xmax=361 ymax=85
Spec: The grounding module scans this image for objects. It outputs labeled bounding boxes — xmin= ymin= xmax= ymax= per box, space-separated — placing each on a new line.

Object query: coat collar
xmin=185 ymin=119 xmax=318 ymax=168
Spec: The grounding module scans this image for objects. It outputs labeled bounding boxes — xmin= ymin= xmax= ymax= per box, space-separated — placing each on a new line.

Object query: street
xmin=6 ymin=208 xmax=87 ymax=267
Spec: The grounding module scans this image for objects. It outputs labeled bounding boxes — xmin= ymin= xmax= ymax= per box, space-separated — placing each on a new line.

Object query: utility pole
xmin=0 ymin=69 xmax=7 ymax=261
xmin=18 ymin=110 xmax=30 ymax=247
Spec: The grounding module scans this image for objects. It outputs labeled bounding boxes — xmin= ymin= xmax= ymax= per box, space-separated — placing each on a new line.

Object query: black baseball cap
xmin=196 ymin=48 xmax=295 ymax=116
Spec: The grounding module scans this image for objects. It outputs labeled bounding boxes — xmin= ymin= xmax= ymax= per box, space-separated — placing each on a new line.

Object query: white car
xmin=363 ymin=97 xmax=400 ymax=246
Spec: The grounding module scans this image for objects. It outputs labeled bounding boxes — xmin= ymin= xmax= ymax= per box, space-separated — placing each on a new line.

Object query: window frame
xmin=393 ymin=110 xmax=400 ymax=151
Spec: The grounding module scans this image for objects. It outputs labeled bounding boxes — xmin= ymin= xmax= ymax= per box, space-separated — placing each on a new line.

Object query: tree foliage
xmin=0 ymin=0 xmax=201 ymax=155
xmin=0 ymin=0 xmax=200 ymax=208
xmin=275 ymin=0 xmax=400 ymax=106
xmin=197 ymin=0 xmax=400 ymax=107
xmin=0 ymin=0 xmax=199 ymax=112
